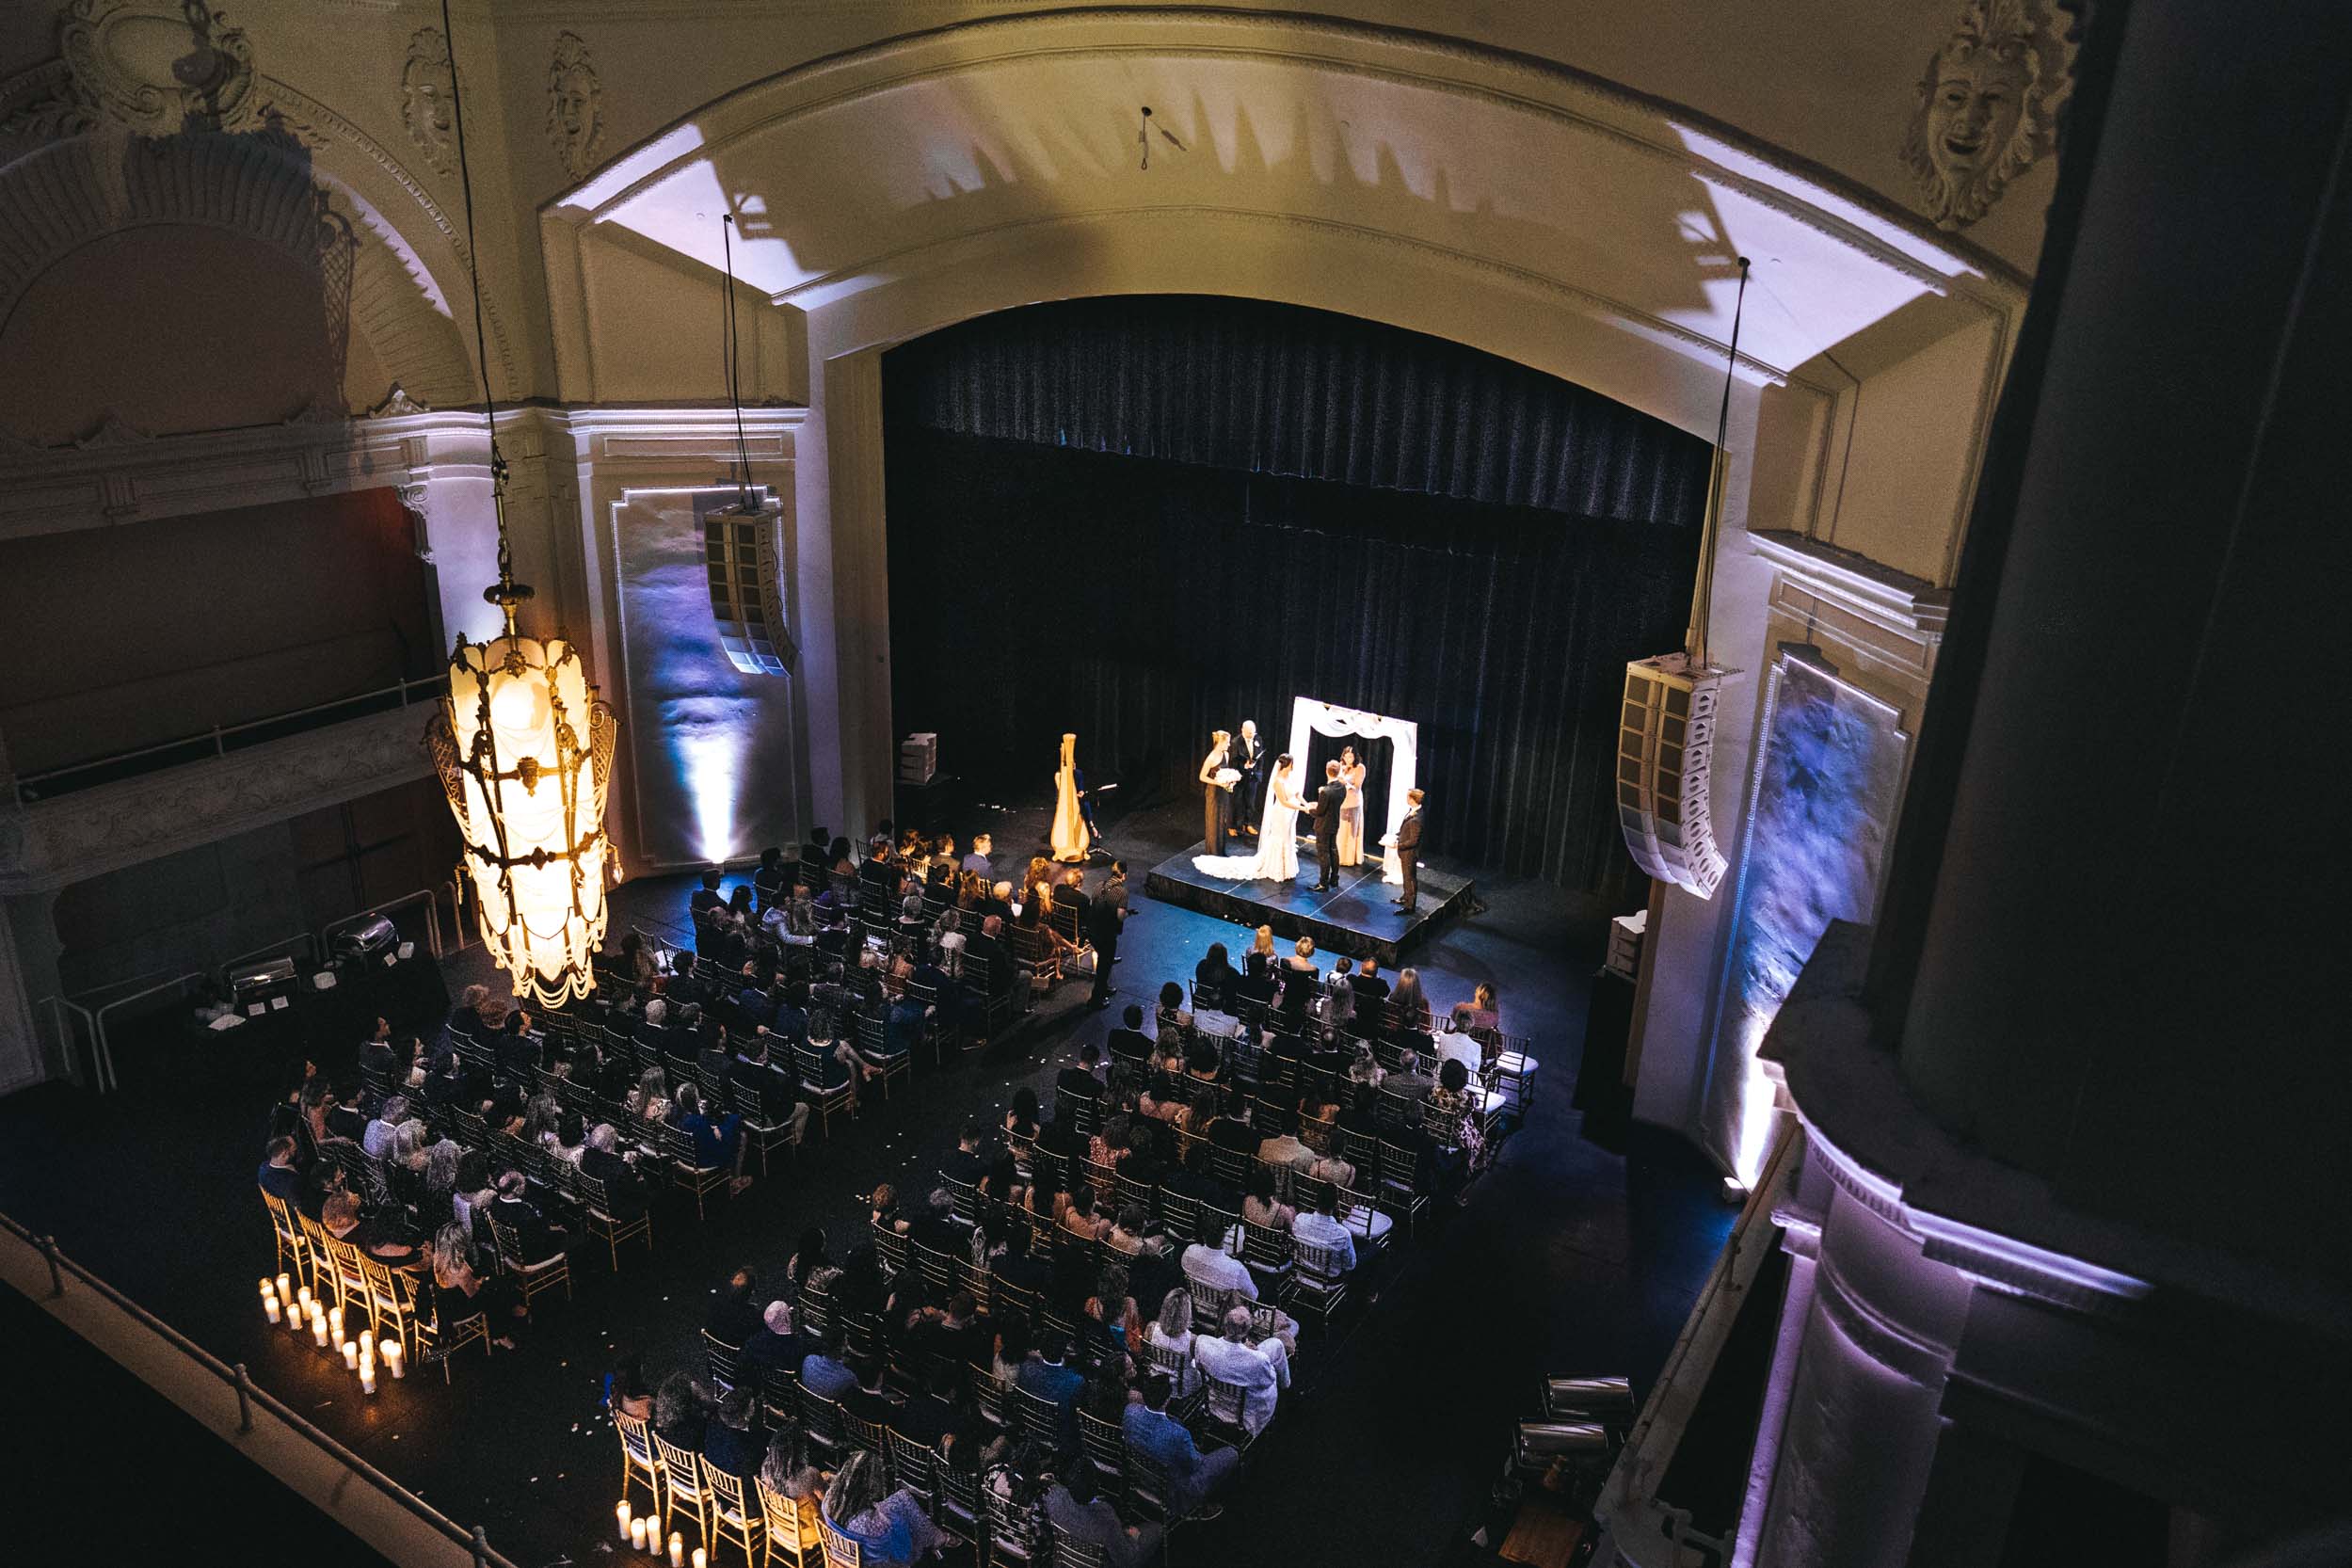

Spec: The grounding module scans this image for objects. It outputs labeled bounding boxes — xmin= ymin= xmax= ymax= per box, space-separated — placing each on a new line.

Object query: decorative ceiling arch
xmin=0 ymin=50 xmax=520 ymax=418
xmin=550 ymin=7 xmax=2019 ymax=430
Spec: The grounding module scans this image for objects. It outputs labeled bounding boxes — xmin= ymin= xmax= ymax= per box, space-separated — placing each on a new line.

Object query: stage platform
xmin=1144 ymin=842 xmax=1473 ymax=967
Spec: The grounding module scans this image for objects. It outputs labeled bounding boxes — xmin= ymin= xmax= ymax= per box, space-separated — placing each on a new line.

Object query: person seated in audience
xmin=1153 ymin=981 xmax=1187 ymax=1042
xmin=1308 ymin=1144 xmax=1356 ymax=1194
xmin=626 ymin=1065 xmax=671 ymax=1122
xmin=656 ymin=1369 xmax=712 ymax=1448
xmin=1107 ymin=1202 xmax=1153 ymax=1256
xmin=801 ymin=1326 xmax=858 ymax=1402
xmin=910 ymin=1188 xmax=964 ymax=1258
xmin=769 ymin=982 xmax=811 ymax=1047
xmin=823 ymin=1448 xmax=948 ymax=1568
xmin=1205 ymin=1090 xmax=1261 ymax=1155
xmin=430 ymin=1222 xmax=521 ymax=1349
xmin=1256 ymin=1107 xmax=1318 ymax=1173
xmin=909 ymin=1289 xmax=985 ymax=1372
xmin=752 ymin=846 xmax=789 ymax=912
xmin=1284 ymin=936 xmax=1320 ymax=978
xmin=1122 ymin=1373 xmax=1236 ymax=1520
xmin=940 ymin=1121 xmax=988 ymax=1186
xmin=322 ymin=1086 xmax=367 ymax=1143
xmin=1427 ymin=1057 xmax=1491 ymax=1198
xmin=1048 ymin=1452 xmax=1165 ymax=1568
xmin=703 ymin=1383 xmax=769 ymax=1482
xmin=1192 ymin=942 xmax=1240 ymax=1009
xmin=980 ymin=1151 xmax=1027 ymax=1210
xmin=1241 ymin=1165 xmax=1296 ymax=1231
xmin=730 ymin=1032 xmax=812 ymax=1143
xmin=1389 ymin=966 xmax=1432 ymax=1032
xmin=1184 ymin=1027 xmax=1224 ymax=1082
xmin=804 ymin=1006 xmax=879 ymax=1109
xmin=1292 ymin=1183 xmax=1361 ymax=1273
xmin=1089 ymin=1111 xmax=1133 ymax=1171
xmin=323 ymin=1188 xmax=416 ymax=1261
xmin=1005 ymin=1086 xmax=1043 ymax=1144
xmin=1387 ymin=1047 xmax=1436 ymax=1105
xmin=710 ymin=1266 xmax=767 ymax=1346
xmin=674 ymin=1081 xmax=752 ymax=1192
xmin=1347 ymin=1042 xmax=1386 ymax=1096
xmin=870 ymin=1182 xmax=909 ymax=1236
xmin=359 ymin=1023 xmax=399 ymax=1086
xmin=959 ymin=832 xmax=994 ymax=877
xmin=843 ymin=1353 xmax=905 ymax=1428
xmin=422 ymin=1137 xmax=466 ymax=1222
xmin=489 ymin=1170 xmax=568 ymax=1264
xmin=1192 ymin=1304 xmax=1288 ymax=1436
xmin=760 ymin=1425 xmax=827 ymax=1541
xmin=881 ymin=983 xmax=929 ymax=1064
xmin=690 ymin=865 xmax=728 ymax=923
xmin=1147 ymin=1029 xmax=1188 ymax=1078
xmin=1105 ymin=1003 xmax=1151 ymax=1066
xmin=744 ymin=1298 xmax=812 ymax=1373
xmin=580 ymin=1124 xmax=651 ymax=1218
xmin=257 ymin=1135 xmax=303 ymax=1207
xmin=768 ymin=884 xmax=819 ymax=948
xmin=786 ymin=1225 xmax=833 ymax=1302
xmin=519 ymin=1091 xmax=560 ymax=1146
xmin=1434 ymin=1010 xmax=1488 ymax=1078
xmin=1466 ymin=980 xmax=1501 ymax=1034
xmin=618 ymin=931 xmax=660 ymax=989
xmin=1056 ymin=1041 xmax=1105 ymax=1108
xmin=1060 ymin=1184 xmax=1112 ymax=1241
xmin=494 ymin=1010 xmax=541 ymax=1079
xmin=1015 ymin=1327 xmax=1086 ymax=1449
xmin=445 ymin=984 xmax=491 ymax=1045
xmin=984 ymin=1439 xmax=1055 ymax=1561
xmin=605 ymin=1352 xmax=654 ymax=1420
xmin=1142 ymin=1288 xmax=1200 ymax=1395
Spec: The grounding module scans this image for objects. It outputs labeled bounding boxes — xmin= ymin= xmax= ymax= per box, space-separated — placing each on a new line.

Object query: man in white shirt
xmin=1256 ymin=1109 xmax=1317 ymax=1175
xmin=1191 ymin=1306 xmax=1288 ymax=1435
xmin=1180 ymin=1222 xmax=1258 ymax=1301
xmin=1289 ymin=1188 xmax=1358 ymax=1274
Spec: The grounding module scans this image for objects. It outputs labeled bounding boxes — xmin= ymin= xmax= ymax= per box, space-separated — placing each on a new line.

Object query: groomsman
xmin=1232 ymin=720 xmax=1265 ymax=836
xmin=1392 ymin=790 xmax=1425 ymax=912
xmin=1310 ymin=760 xmax=1348 ymax=891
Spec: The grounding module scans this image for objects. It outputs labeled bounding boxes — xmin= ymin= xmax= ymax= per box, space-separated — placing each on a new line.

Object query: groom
xmin=1310 ymin=760 xmax=1347 ymax=890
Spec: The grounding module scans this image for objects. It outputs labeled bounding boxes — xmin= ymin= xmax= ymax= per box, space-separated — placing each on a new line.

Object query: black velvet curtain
xmin=883 ymin=297 xmax=1707 ymax=895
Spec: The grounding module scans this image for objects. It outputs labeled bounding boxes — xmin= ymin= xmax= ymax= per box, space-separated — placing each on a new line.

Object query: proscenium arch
xmin=544 ymin=5 xmax=2019 ymax=838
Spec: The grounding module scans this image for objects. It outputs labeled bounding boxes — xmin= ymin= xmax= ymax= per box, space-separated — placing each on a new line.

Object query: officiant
xmin=1232 ymin=719 xmax=1266 ymax=838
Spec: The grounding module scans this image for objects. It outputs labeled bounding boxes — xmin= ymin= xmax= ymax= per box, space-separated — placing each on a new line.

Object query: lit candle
xmin=262 ymin=1286 xmax=282 ymax=1326
xmin=630 ymin=1519 xmax=647 ymax=1552
xmin=694 ymin=1548 xmax=708 ymax=1568
xmin=296 ymin=1285 xmax=312 ymax=1309
xmin=311 ymin=1313 xmax=330 ymax=1349
xmin=643 ymin=1514 xmax=660 ymax=1552
xmin=668 ymin=1529 xmax=683 ymax=1567
xmin=360 ymin=1361 xmax=376 ymax=1395
xmin=276 ymin=1272 xmax=293 ymax=1303
xmin=383 ymin=1341 xmax=406 ymax=1380
xmin=617 ymin=1501 xmax=632 ymax=1542
xmin=328 ymin=1305 xmax=344 ymax=1339
xmin=342 ymin=1340 xmax=359 ymax=1370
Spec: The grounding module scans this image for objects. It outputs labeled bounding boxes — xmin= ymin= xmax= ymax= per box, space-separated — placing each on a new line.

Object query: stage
xmin=1144 ymin=842 xmax=1473 ymax=967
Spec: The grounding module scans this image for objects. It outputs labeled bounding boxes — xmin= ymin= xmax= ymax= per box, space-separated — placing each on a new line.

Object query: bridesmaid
xmin=1336 ymin=744 xmax=1368 ymax=866
xmin=1198 ymin=729 xmax=1234 ymax=855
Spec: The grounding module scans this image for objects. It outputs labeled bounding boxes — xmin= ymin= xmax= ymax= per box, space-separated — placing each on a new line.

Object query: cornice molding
xmin=0 ymin=704 xmax=432 ymax=894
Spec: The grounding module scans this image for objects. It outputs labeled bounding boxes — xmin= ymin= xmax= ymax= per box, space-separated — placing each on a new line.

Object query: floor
xmin=0 ymin=795 xmax=1735 ymax=1568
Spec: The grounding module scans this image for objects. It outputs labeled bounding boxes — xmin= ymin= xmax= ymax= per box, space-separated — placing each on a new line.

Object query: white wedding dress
xmin=1194 ymin=765 xmax=1304 ymax=881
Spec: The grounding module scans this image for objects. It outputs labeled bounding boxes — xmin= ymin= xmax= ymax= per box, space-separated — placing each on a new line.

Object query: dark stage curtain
xmin=886 ymin=433 xmax=1698 ymax=895
xmin=888 ymin=295 xmax=1711 ymax=526
xmin=883 ymin=296 xmax=1705 ymax=896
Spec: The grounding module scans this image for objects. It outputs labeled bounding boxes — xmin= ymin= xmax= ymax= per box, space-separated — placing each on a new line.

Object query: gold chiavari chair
xmin=616 ymin=1411 xmax=664 ymax=1517
xmin=702 ymin=1461 xmax=766 ymax=1567
xmin=756 ymin=1478 xmax=813 ymax=1568
xmin=262 ymin=1192 xmax=307 ymax=1287
xmin=356 ymin=1252 xmax=413 ymax=1354
xmin=650 ymin=1429 xmax=713 ymax=1550
xmin=815 ymin=1512 xmax=863 ymax=1568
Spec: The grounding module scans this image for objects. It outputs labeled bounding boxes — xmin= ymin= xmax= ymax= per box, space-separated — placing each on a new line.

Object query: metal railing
xmin=0 ymin=1209 xmax=516 ymax=1568
xmin=11 ymin=675 xmax=443 ymax=807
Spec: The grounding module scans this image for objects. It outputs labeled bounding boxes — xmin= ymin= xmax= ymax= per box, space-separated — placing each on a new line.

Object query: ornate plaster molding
xmin=400 ymin=25 xmax=456 ymax=179
xmin=546 ymin=31 xmax=603 ymax=181
xmin=0 ymin=703 xmax=432 ymax=895
xmin=58 ymin=0 xmax=258 ymax=138
xmin=1902 ymin=0 xmax=2073 ymax=232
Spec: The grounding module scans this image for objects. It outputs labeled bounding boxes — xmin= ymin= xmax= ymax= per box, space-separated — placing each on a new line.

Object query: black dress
xmin=1202 ymin=749 xmax=1230 ymax=855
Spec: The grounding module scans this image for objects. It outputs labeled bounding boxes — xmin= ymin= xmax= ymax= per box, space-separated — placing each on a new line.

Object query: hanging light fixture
xmin=423 ymin=0 xmax=615 ymax=1004
xmin=1615 ymin=257 xmax=1750 ymax=900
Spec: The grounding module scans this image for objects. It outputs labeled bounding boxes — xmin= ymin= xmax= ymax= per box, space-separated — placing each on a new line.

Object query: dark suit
xmin=1393 ymin=806 xmax=1424 ymax=908
xmin=1084 ymin=888 xmax=1123 ymax=1007
xmin=1311 ymin=776 xmax=1347 ymax=888
xmin=1231 ymin=732 xmax=1266 ymax=830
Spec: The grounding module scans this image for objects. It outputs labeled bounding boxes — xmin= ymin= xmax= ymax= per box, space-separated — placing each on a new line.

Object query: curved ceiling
xmin=554 ymin=11 xmax=2014 ymax=401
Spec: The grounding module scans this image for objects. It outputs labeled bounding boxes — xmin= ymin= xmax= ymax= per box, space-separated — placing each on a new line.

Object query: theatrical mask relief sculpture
xmin=1902 ymin=0 xmax=2072 ymax=230
xmin=402 ymin=26 xmax=455 ymax=177
xmin=546 ymin=30 xmax=602 ymax=181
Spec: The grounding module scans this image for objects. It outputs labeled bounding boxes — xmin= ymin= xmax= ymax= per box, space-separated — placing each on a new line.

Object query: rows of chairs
xmin=264 ymin=1192 xmax=490 ymax=1383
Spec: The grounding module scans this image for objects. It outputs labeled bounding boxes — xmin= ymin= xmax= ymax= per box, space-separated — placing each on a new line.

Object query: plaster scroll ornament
xmin=1901 ymin=0 xmax=2072 ymax=231
xmin=401 ymin=25 xmax=456 ymax=177
xmin=546 ymin=31 xmax=603 ymax=181
xmin=58 ymin=0 xmax=260 ymax=137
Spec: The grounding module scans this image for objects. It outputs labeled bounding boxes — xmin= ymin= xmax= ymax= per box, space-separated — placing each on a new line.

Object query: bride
xmin=1194 ymin=754 xmax=1305 ymax=882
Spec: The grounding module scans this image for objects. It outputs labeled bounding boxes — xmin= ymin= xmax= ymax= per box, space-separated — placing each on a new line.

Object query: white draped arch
xmin=1288 ymin=696 xmax=1416 ymax=884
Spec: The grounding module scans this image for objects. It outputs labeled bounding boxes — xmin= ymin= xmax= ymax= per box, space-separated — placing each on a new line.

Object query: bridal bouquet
xmin=1213 ymin=768 xmax=1240 ymax=787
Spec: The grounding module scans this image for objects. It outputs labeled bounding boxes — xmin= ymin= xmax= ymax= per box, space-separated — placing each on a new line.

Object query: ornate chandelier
xmin=424 ymin=0 xmax=615 ymax=1004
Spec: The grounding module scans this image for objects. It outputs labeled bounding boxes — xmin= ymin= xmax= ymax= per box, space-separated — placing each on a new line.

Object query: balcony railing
xmin=12 ymin=676 xmax=444 ymax=807
xmin=0 ymin=1209 xmax=520 ymax=1568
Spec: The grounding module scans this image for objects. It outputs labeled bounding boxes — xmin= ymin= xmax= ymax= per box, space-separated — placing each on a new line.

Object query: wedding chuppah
xmin=1152 ymin=696 xmax=1472 ymax=966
